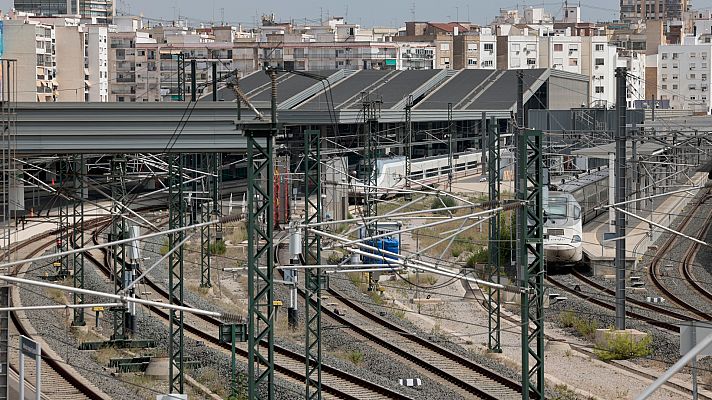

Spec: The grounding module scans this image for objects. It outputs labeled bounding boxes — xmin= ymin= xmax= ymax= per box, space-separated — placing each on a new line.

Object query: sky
xmin=2 ymin=0 xmax=712 ymax=27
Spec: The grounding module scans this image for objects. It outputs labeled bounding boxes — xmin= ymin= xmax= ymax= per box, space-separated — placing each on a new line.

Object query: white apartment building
xmin=1 ymin=19 xmax=56 ymax=102
xmin=658 ymin=37 xmax=712 ymax=113
xmin=618 ymin=50 xmax=646 ymax=108
xmin=85 ymin=24 xmax=109 ymax=101
xmin=539 ymin=35 xmax=583 ymax=74
xmin=497 ymin=33 xmax=540 ymax=69
xmin=581 ymin=36 xmax=620 ymax=107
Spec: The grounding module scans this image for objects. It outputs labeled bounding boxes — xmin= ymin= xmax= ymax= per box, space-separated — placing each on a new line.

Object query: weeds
xmin=345 ymin=350 xmax=364 ymax=365
xmin=559 ymin=311 xmax=598 ymax=340
xmin=210 ymin=240 xmax=227 ymax=256
xmin=594 ymin=331 xmax=652 ymax=361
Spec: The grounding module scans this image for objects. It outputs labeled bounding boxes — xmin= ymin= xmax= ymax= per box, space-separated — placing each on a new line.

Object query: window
xmin=673 ymin=84 xmax=679 ymax=90
xmin=440 ymin=43 xmax=450 ymax=51
xmin=662 ymin=53 xmax=669 ymax=60
xmin=468 ymin=58 xmax=478 ymax=65
xmin=595 ymin=44 xmax=605 ymax=51
xmin=568 ymin=58 xmax=578 ymax=66
xmin=467 ymin=43 xmax=478 ymax=51
xmin=691 ymin=74 xmax=696 ymax=79
xmin=662 ymin=63 xmax=668 ymax=69
xmin=673 ymin=63 xmax=679 ymax=69
xmin=484 ymin=43 xmax=494 ymax=52
xmin=511 ymin=58 xmax=521 ymax=68
xmin=595 ymin=58 xmax=605 ymax=66
xmin=673 ymin=53 xmax=679 ymax=59
xmin=689 ymin=84 xmax=697 ymax=90
xmin=526 ymin=44 xmax=536 ymax=52
xmin=703 ymin=74 xmax=708 ymax=81
xmin=527 ymin=58 xmax=536 ymax=65
xmin=554 ymin=44 xmax=563 ymax=52
xmin=662 ymin=74 xmax=668 ymax=81
xmin=512 ymin=43 xmax=521 ymax=52
xmin=703 ymin=52 xmax=709 ymax=60
xmin=691 ymin=52 xmax=697 ymax=58
xmin=482 ymin=60 xmax=494 ymax=67
xmin=662 ymin=85 xmax=668 ymax=89
xmin=704 ymin=63 xmax=709 ymax=69
xmin=673 ymin=74 xmax=679 ymax=80
xmin=554 ymin=57 xmax=564 ymax=65
xmin=690 ymin=63 xmax=696 ymax=70
xmin=595 ymin=86 xmax=605 ymax=93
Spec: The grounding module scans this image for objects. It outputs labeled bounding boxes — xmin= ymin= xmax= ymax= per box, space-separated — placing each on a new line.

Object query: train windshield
xmin=546 ymin=197 xmax=568 ymax=219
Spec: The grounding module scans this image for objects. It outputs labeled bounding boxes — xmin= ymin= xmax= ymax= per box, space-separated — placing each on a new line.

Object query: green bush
xmin=159 ymin=238 xmax=170 ymax=256
xmin=430 ymin=196 xmax=457 ymax=214
xmin=466 ymin=247 xmax=489 ymax=268
xmin=559 ymin=311 xmax=598 ymax=339
xmin=210 ymin=240 xmax=227 ymax=256
xmin=594 ymin=331 xmax=652 ymax=361
xmin=346 ymin=350 xmax=364 ymax=365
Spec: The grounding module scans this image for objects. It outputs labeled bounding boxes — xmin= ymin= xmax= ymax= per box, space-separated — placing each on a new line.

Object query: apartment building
xmin=33 ymin=16 xmax=109 ymax=101
xmin=658 ymin=36 xmax=712 ymax=113
xmin=620 ymin=0 xmax=690 ymax=23
xmin=496 ymin=31 xmax=540 ymax=69
xmin=13 ymin=0 xmax=114 ymax=23
xmin=1 ymin=19 xmax=56 ymax=102
xmin=452 ymin=29 xmax=497 ymax=69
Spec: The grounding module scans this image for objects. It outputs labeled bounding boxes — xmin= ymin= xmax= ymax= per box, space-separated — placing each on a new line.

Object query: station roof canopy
xmin=205 ymin=67 xmax=588 ymax=124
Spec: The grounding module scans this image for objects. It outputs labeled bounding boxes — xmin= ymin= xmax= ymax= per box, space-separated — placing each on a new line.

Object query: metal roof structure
xmin=203 ymin=67 xmax=588 ymax=124
xmin=13 ymin=103 xmax=262 ymax=155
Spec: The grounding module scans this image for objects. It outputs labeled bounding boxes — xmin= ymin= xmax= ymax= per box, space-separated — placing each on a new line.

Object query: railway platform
xmin=583 ymin=171 xmax=709 ymax=276
xmin=1 ymin=201 xmax=113 ymax=252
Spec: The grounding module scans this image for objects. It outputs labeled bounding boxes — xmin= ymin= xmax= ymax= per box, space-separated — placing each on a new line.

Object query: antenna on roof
xmin=410 ymin=2 xmax=416 ymax=21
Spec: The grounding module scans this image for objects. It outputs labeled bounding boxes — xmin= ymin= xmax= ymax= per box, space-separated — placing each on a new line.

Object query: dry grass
xmin=196 ymin=367 xmax=228 ymax=397
xmin=92 ymin=346 xmax=122 ymax=366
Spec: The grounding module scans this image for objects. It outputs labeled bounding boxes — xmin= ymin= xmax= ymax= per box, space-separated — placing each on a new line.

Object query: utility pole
xmin=71 ymin=156 xmax=85 ymax=327
xmin=362 ymin=95 xmax=380 ymax=291
xmin=246 ymin=68 xmax=277 ymax=399
xmin=517 ymin=69 xmax=545 ymax=399
xmin=304 ymin=129 xmax=325 ymax=399
xmin=168 ymin=153 xmax=185 ymax=394
xmin=447 ymin=103 xmax=454 ymax=192
xmin=487 ymin=115 xmax=502 ymax=353
xmin=405 ymin=96 xmax=413 ymax=196
xmin=110 ymin=157 xmax=129 ymax=342
xmin=615 ymin=67 xmax=628 ymax=331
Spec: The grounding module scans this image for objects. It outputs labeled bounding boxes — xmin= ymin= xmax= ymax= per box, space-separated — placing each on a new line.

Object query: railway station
xmin=2 ymin=5 xmax=712 ymax=400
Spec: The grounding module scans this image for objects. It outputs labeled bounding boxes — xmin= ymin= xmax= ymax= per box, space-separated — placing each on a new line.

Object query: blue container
xmin=363 ymin=237 xmax=400 ymax=265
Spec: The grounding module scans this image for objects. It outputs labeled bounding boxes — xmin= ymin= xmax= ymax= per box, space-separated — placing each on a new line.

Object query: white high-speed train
xmin=543 ymin=191 xmax=583 ymax=264
xmin=355 ymin=151 xmax=486 ymax=196
xmin=544 ymin=168 xmax=610 ymax=265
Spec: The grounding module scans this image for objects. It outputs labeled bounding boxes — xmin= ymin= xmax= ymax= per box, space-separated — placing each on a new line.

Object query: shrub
xmin=210 ymin=240 xmax=227 ymax=255
xmin=346 ymin=350 xmax=364 ymax=365
xmin=595 ymin=331 xmax=652 ymax=361
xmin=466 ymin=247 xmax=489 ymax=268
xmin=159 ymin=238 xmax=170 ymax=256
xmin=559 ymin=311 xmax=598 ymax=339
xmin=430 ymin=196 xmax=457 ymax=214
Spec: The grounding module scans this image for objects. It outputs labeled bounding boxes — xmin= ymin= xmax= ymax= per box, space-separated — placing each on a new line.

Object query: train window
xmin=573 ymin=205 xmax=581 ymax=219
xmin=545 ymin=197 xmax=567 ymax=218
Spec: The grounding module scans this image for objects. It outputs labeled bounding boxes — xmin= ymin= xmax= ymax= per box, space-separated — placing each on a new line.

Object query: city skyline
xmin=0 ymin=0 xmax=682 ymax=26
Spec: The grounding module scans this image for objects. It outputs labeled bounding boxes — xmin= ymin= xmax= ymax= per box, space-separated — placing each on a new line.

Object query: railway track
xmin=545 ymin=274 xmax=680 ymax=332
xmin=649 ymin=192 xmax=712 ymax=320
xmin=3 ymin=216 xmax=114 ymax=400
xmin=461 ymin=279 xmax=712 ymax=400
xmin=87 ymin=224 xmax=411 ymax=400
xmin=680 ymin=209 xmax=712 ymax=305
xmin=323 ymin=285 xmax=523 ymax=400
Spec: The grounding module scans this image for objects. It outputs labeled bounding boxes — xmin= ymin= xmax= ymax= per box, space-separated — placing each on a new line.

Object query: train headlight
xmin=571 ymin=235 xmax=581 ymax=243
